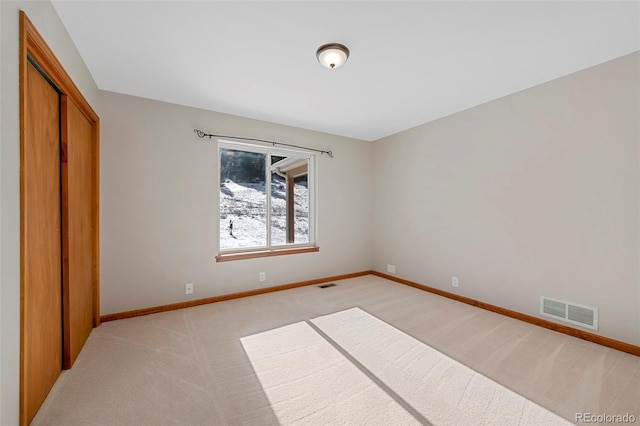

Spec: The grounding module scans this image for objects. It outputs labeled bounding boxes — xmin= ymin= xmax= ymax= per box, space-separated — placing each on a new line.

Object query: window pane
xmin=270 ymin=156 xmax=310 ymax=245
xmin=220 ymin=148 xmax=267 ymax=249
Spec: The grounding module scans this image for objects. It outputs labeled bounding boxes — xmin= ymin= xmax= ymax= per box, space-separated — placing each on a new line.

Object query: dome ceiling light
xmin=316 ymin=43 xmax=350 ymax=70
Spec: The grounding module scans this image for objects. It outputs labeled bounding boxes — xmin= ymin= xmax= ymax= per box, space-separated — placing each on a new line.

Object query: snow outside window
xmin=218 ymin=141 xmax=315 ymax=253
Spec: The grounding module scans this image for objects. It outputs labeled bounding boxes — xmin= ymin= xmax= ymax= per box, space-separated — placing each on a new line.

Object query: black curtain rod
xmin=193 ymin=129 xmax=333 ymax=158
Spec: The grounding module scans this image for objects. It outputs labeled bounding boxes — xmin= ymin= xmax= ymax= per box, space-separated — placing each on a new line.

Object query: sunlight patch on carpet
xmin=241 ymin=308 xmax=572 ymax=425
xmin=240 ymin=321 xmax=421 ymax=425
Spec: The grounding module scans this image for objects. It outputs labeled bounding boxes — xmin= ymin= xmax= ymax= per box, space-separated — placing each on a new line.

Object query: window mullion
xmin=265 ymin=151 xmax=272 ymax=249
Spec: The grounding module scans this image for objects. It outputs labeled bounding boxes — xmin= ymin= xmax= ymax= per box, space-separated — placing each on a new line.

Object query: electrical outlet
xmin=259 ymin=272 xmax=266 ymax=282
xmin=387 ymin=264 xmax=396 ymax=274
xmin=185 ymin=283 xmax=194 ymax=294
xmin=451 ymin=276 xmax=459 ymax=288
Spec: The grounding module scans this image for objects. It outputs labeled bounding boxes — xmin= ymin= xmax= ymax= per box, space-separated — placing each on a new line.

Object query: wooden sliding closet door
xmin=61 ymin=96 xmax=95 ymax=368
xmin=22 ymin=62 xmax=63 ymax=425
xmin=20 ymin=12 xmax=101 ymax=425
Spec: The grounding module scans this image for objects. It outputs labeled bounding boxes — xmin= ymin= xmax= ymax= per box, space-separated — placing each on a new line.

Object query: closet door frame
xmin=19 ymin=11 xmax=100 ymax=426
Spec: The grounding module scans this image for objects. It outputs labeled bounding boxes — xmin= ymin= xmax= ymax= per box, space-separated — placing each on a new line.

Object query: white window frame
xmin=217 ymin=139 xmax=317 ymax=257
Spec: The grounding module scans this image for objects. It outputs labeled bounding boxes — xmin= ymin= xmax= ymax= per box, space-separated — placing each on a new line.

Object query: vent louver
xmin=318 ymin=283 xmax=336 ymax=289
xmin=540 ymin=296 xmax=598 ymax=330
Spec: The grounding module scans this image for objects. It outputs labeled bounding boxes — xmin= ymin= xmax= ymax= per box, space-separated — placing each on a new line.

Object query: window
xmin=217 ymin=141 xmax=317 ymax=260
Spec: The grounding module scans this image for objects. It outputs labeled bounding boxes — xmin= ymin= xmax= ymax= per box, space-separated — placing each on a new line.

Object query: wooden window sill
xmin=216 ymin=246 xmax=319 ymax=262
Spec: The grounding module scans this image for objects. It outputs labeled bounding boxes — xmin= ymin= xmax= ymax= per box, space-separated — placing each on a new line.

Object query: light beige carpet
xmin=241 ymin=308 xmax=571 ymax=425
xmin=312 ymin=308 xmax=571 ymax=425
xmin=31 ymin=275 xmax=640 ymax=425
xmin=240 ymin=321 xmax=420 ymax=425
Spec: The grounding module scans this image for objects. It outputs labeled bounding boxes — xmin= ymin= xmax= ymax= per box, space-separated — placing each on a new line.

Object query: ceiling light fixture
xmin=316 ymin=43 xmax=350 ymax=70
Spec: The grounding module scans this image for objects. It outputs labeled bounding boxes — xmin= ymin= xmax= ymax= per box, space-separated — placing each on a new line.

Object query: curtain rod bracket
xmin=193 ymin=128 xmax=334 ymax=158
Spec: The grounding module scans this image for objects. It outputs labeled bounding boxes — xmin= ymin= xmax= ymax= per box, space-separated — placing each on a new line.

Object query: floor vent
xmin=540 ymin=296 xmax=598 ymax=330
xmin=318 ymin=283 xmax=336 ymax=289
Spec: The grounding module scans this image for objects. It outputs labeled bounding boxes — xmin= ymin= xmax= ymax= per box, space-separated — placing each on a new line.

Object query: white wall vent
xmin=540 ymin=296 xmax=598 ymax=330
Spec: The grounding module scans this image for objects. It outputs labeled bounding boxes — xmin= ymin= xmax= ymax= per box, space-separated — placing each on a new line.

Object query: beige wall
xmin=99 ymin=91 xmax=373 ymax=315
xmin=372 ymin=52 xmax=640 ymax=346
xmin=0 ymin=2 xmax=100 ymax=424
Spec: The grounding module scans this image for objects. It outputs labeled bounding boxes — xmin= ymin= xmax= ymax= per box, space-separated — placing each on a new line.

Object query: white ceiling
xmin=51 ymin=1 xmax=639 ymax=142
